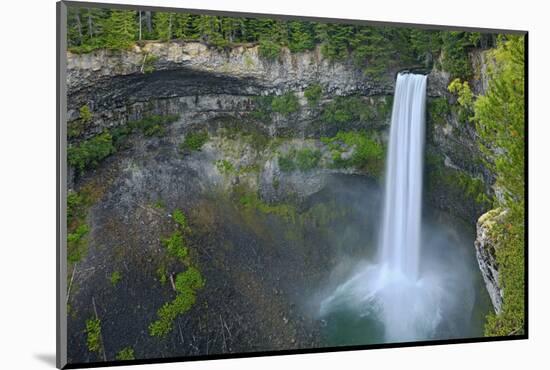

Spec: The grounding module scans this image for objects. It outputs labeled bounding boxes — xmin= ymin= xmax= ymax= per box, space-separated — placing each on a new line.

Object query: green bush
xmin=216 ymin=159 xmax=235 ymax=174
xmin=296 ymin=148 xmax=322 ymax=171
xmin=428 ymin=98 xmax=451 ymax=126
xmin=116 ymin=347 xmax=135 ymax=361
xmin=258 ymin=39 xmax=281 ymax=60
xmin=321 ymin=96 xmax=374 ymax=124
xmin=440 ymin=31 xmax=475 ymax=80
xmin=68 ymin=132 xmax=115 ymax=173
xmin=109 ymin=271 xmax=122 ymax=286
xmin=162 ymin=231 xmax=188 ymax=261
xmin=67 ymin=223 xmax=90 ymax=263
xmin=278 ymin=153 xmax=297 ymax=172
xmin=238 ymin=191 xmax=297 ymax=223
xmin=172 ymin=209 xmax=188 ymax=230
xmin=80 ymin=105 xmax=92 ymax=123
xmin=180 ymin=131 xmax=209 ymax=152
xmin=278 ymin=148 xmax=321 ymax=172
xmin=304 ymin=84 xmax=323 ymax=107
xmin=143 ymin=54 xmax=159 ymax=74
xmin=322 ymin=131 xmax=384 ymax=175
xmin=128 ymin=114 xmax=179 ymax=137
xmin=149 ymin=267 xmax=205 ymax=338
xmin=85 ymin=318 xmax=102 ymax=353
xmin=271 ymin=92 xmax=300 ymax=116
xmin=67 ymin=188 xmax=97 ymax=264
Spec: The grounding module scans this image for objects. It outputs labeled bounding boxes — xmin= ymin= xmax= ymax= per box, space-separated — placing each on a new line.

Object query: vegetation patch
xmin=471 ymin=36 xmax=525 ymax=336
xmin=428 ymin=98 xmax=451 ymax=126
xmin=321 ymin=96 xmax=375 ymax=125
xmin=68 ymin=114 xmax=179 ymax=174
xmin=149 ymin=267 xmax=205 ymax=338
xmin=162 ymin=231 xmax=188 ymax=261
xmin=304 ymin=84 xmax=323 ymax=107
xmin=278 ymin=147 xmax=321 ymax=172
xmin=115 ymin=347 xmax=135 ymax=361
xmin=67 ymin=186 xmax=101 ymax=264
xmin=180 ymin=131 xmax=209 ymax=153
xmin=215 ymin=159 xmax=235 ymax=174
xmin=238 ymin=189 xmax=297 ymax=223
xmin=68 ymin=132 xmax=115 ymax=174
xmin=322 ymin=131 xmax=384 ymax=175
xmin=67 ymin=8 xmax=490 ymax=81
xmin=258 ymin=39 xmax=282 ymax=60
xmin=150 ymin=209 xmax=205 ymax=338
xmin=448 ymin=78 xmax=475 ymax=124
xmin=129 ymin=114 xmax=179 ymax=137
xmin=85 ymin=317 xmax=102 ymax=353
xmin=142 ymin=53 xmax=159 ymax=74
xmin=425 ymin=152 xmax=490 ymax=210
xmin=271 ymin=92 xmax=300 ymax=116
xmin=109 ymin=271 xmax=122 ymax=286
xmin=156 ymin=265 xmax=168 ymax=286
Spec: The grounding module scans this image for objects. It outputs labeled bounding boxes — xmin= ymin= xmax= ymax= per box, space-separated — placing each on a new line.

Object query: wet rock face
xmin=474 ymin=208 xmax=506 ymax=313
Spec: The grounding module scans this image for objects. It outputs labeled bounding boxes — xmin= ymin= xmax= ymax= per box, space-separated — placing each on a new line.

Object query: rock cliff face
xmin=474 ymin=208 xmax=507 ymax=313
xmin=66 ymin=41 xmax=493 ymax=223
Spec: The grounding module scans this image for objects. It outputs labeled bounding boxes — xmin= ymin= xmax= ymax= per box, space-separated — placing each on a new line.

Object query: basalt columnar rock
xmin=474 ymin=208 xmax=507 ymax=313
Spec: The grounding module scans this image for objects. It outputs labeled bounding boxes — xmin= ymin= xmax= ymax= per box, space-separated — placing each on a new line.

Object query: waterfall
xmin=380 ymin=73 xmax=427 ymax=281
xmin=320 ymin=73 xmax=442 ymax=342
xmin=376 ymin=73 xmax=428 ymax=340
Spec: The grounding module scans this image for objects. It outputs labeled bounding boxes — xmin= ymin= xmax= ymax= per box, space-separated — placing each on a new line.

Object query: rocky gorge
xmin=65 ymin=40 xmax=505 ymax=363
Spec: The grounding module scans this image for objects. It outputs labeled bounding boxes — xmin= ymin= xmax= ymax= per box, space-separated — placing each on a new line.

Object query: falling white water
xmin=380 ymin=73 xmax=427 ymax=280
xmin=320 ymin=73 xmax=446 ymax=342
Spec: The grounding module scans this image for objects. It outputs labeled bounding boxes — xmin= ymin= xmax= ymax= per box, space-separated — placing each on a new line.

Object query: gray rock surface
xmin=474 ymin=208 xmax=507 ymax=313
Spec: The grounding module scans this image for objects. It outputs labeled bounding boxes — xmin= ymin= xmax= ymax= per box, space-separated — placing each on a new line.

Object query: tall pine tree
xmin=104 ymin=10 xmax=137 ymax=49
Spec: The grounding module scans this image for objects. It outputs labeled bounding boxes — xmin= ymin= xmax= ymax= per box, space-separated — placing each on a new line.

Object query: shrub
xmin=258 ymin=39 xmax=281 ymax=60
xmin=67 ymin=223 xmax=90 ymax=263
xmin=278 ymin=147 xmax=321 ymax=172
xmin=172 ymin=209 xmax=188 ymax=230
xmin=428 ymin=98 xmax=451 ymax=126
xmin=323 ymin=131 xmax=384 ymax=175
xmin=215 ymin=159 xmax=235 ymax=174
xmin=278 ymin=153 xmax=296 ymax=172
xmin=68 ymin=132 xmax=115 ymax=173
xmin=85 ymin=318 xmax=102 ymax=353
xmin=116 ymin=347 xmax=135 ymax=361
xmin=180 ymin=131 xmax=209 ymax=152
xmin=448 ymin=78 xmax=475 ymax=124
xmin=79 ymin=105 xmax=92 ymax=123
xmin=156 ymin=265 xmax=168 ymax=285
xmin=304 ymin=84 xmax=323 ymax=107
xmin=162 ymin=231 xmax=188 ymax=261
xmin=128 ymin=114 xmax=179 ymax=137
xmin=321 ymin=96 xmax=374 ymax=124
xmin=67 ymin=187 xmax=98 ymax=264
xmin=109 ymin=271 xmax=122 ymax=286
xmin=238 ymin=191 xmax=297 ymax=223
xmin=143 ymin=54 xmax=159 ymax=74
xmin=271 ymin=92 xmax=300 ymax=116
xmin=440 ymin=31 xmax=474 ymax=80
xmin=149 ymin=268 xmax=205 ymax=338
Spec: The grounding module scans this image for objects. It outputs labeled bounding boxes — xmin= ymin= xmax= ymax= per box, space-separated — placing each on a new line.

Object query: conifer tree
xmin=288 ymin=21 xmax=315 ymax=52
xmin=154 ymin=12 xmax=174 ymax=41
xmin=104 ymin=10 xmax=137 ymax=49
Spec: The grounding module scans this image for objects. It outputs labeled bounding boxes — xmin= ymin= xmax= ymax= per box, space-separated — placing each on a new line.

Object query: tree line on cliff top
xmin=67 ymin=6 xmax=497 ymax=79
